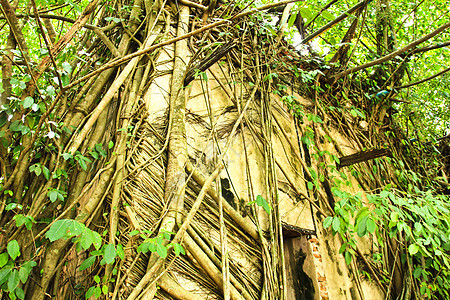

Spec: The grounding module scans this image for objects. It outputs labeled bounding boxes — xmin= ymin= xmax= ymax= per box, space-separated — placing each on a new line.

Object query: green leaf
xmin=173 ymin=243 xmax=185 ymax=256
xmin=366 ymin=218 xmax=376 ymax=233
xmin=9 ymin=120 xmax=23 ymax=132
xmin=413 ymin=267 xmax=422 ymax=279
xmin=7 ymin=240 xmax=20 ymax=260
xmin=408 ymin=244 xmax=420 ymax=255
xmin=156 ymin=242 xmax=167 ymax=258
xmin=129 ymin=230 xmax=140 ymax=236
xmin=380 ymin=190 xmax=390 ymax=198
xmin=45 ymin=219 xmax=72 ymax=242
xmin=323 ymin=216 xmax=333 ymax=228
xmin=287 ymin=12 xmax=297 ymax=28
xmin=69 ymin=221 xmax=84 ymax=237
xmin=13 ymin=214 xmax=26 ymax=228
xmin=0 ymin=114 xmax=7 ymax=127
xmin=61 ymin=74 xmax=70 ymax=87
xmin=48 ymin=190 xmax=58 ymax=202
xmin=78 ymin=229 xmax=95 ymax=250
xmin=8 ymin=269 xmax=20 ymax=291
xmin=85 ymin=286 xmax=95 ymax=299
xmin=300 ymin=7 xmax=312 ymax=20
xmin=15 ymin=287 xmax=25 ymax=299
xmin=23 ymin=97 xmax=34 ymax=109
xmin=20 ymin=260 xmax=36 ymax=275
xmin=94 ymin=275 xmax=100 ymax=284
xmin=255 ymin=195 xmax=272 ymax=214
xmin=61 ymin=62 xmax=72 ymax=73
xmin=90 ymin=151 xmax=99 ymax=160
xmin=332 ymin=217 xmax=341 ymax=232
xmin=42 ymin=166 xmax=50 ymax=180
xmin=78 ymin=158 xmax=87 ymax=170
xmin=116 ymin=244 xmax=124 ymax=260
xmin=94 ymin=286 xmax=101 ymax=298
xmin=344 ymin=251 xmax=352 ymax=265
xmin=357 ymin=216 xmax=368 ymax=237
xmin=18 ymin=265 xmax=30 ymax=284
xmin=62 ymin=153 xmax=73 ymax=160
xmin=321 ymin=10 xmax=334 ymax=21
xmin=108 ymin=141 xmax=114 ymax=149
xmin=102 ymin=284 xmax=108 ymax=295
xmin=0 ymin=253 xmax=8 ymax=268
xmin=79 ymin=256 xmax=96 ymax=271
xmin=103 ymin=244 xmax=116 ymax=264
xmin=0 ymin=266 xmax=12 ymax=284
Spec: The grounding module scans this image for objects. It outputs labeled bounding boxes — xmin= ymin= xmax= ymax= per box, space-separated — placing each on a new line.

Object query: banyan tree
xmin=0 ymin=0 xmax=449 ymax=299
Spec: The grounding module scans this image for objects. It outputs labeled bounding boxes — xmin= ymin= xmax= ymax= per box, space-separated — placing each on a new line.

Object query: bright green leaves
xmin=138 ymin=235 xmax=168 ymax=258
xmin=46 ymin=219 xmax=75 ymax=242
xmin=366 ymin=218 xmax=376 ymax=233
xmin=299 ymin=7 xmax=313 ymax=20
xmin=332 ymin=216 xmax=341 ymax=232
xmin=323 ymin=215 xmax=343 ymax=233
xmin=45 ymin=219 xmax=101 ymax=250
xmin=12 ymin=214 xmax=36 ymax=230
xmin=299 ymin=6 xmax=334 ymax=23
xmin=45 ymin=218 xmax=121 ymax=300
xmin=156 ymin=238 xmax=168 ymax=259
xmin=7 ymin=270 xmax=20 ymax=292
xmin=408 ymin=244 xmax=420 ymax=255
xmin=75 ymin=154 xmax=92 ymax=171
xmin=62 ymin=150 xmax=102 ymax=171
xmin=256 ymin=195 xmax=272 ymax=214
xmin=79 ymin=256 xmax=96 ymax=271
xmin=172 ymin=243 xmax=186 ymax=256
xmin=301 ymin=127 xmax=315 ymax=147
xmin=323 ymin=216 xmax=333 ymax=228
xmin=9 ymin=120 xmax=30 ymax=135
xmin=350 ymin=106 xmax=365 ymax=119
xmin=0 ymin=267 xmax=12 ymax=286
xmin=89 ymin=143 xmax=108 ymax=160
xmin=263 ymin=72 xmax=278 ymax=82
xmin=18 ymin=261 xmax=36 ymax=284
xmin=77 ymin=228 xmax=102 ymax=251
xmin=0 ymin=253 xmax=8 ymax=268
xmin=22 ymin=97 xmax=34 ymax=109
xmin=85 ymin=285 xmax=104 ymax=299
xmin=368 ymin=187 xmax=450 ymax=297
xmin=105 ymin=16 xmax=125 ymax=23
xmin=7 ymin=241 xmax=20 ymax=261
xmin=62 ymin=153 xmax=73 ymax=160
xmin=248 ymin=195 xmax=272 ymax=214
xmin=103 ymin=244 xmax=116 ymax=265
xmin=0 ymin=241 xmax=37 ymax=299
xmin=29 ymin=163 xmax=51 ymax=180
xmin=47 ymin=188 xmax=66 ymax=203
xmin=137 ymin=230 xmax=184 ymax=259
xmin=307 ymin=113 xmax=323 ymax=124
xmin=321 ymin=10 xmax=335 ymax=21
xmin=355 ymin=207 xmax=377 ymax=237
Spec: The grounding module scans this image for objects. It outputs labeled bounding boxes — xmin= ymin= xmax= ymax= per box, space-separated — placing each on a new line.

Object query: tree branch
xmin=394 ymin=66 xmax=450 ymax=90
xmin=410 ymin=40 xmax=450 ymax=55
xmin=301 ymin=0 xmax=370 ymax=44
xmin=334 ymin=21 xmax=450 ymax=81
